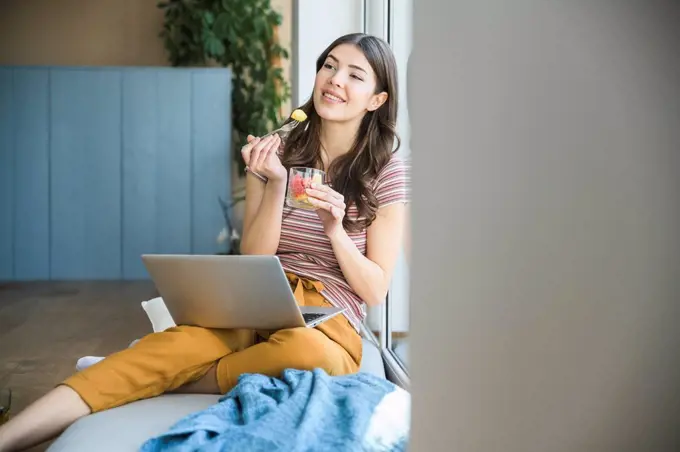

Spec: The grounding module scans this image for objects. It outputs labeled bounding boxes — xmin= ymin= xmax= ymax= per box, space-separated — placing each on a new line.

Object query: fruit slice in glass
xmin=286 ymin=167 xmax=326 ymax=210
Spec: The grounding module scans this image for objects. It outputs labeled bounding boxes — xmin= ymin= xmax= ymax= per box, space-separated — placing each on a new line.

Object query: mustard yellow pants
xmin=63 ymin=274 xmax=363 ymax=413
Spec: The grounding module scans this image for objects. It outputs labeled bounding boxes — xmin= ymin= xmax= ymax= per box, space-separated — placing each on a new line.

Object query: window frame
xmin=361 ymin=0 xmax=411 ymax=388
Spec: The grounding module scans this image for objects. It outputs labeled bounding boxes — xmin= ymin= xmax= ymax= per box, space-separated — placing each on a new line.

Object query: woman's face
xmin=313 ymin=44 xmax=387 ymax=123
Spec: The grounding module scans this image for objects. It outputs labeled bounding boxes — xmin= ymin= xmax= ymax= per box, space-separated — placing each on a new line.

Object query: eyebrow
xmin=327 ymin=54 xmax=367 ymax=74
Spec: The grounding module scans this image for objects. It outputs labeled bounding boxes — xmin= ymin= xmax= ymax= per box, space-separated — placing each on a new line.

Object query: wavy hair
xmin=280 ymin=33 xmax=400 ymax=232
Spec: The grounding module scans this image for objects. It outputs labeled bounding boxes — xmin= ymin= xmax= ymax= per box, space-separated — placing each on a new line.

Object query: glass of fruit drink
xmin=286 ymin=167 xmax=326 ymax=210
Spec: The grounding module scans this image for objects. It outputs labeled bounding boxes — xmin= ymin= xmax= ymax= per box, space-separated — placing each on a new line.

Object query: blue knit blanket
xmin=139 ymin=368 xmax=410 ymax=452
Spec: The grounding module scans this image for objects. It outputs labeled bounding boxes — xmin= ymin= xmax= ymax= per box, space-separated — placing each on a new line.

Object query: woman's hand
xmin=241 ymin=134 xmax=286 ymax=183
xmin=306 ymin=183 xmax=347 ymax=238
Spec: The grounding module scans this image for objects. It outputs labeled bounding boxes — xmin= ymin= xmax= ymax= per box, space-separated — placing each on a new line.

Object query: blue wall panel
xmin=121 ymin=70 xmax=194 ymax=278
xmin=0 ymin=66 xmax=231 ymax=281
xmin=122 ymin=70 xmax=159 ymax=279
xmin=50 ymin=69 xmax=123 ymax=279
xmin=155 ymin=71 xmax=193 ymax=256
xmin=191 ymin=71 xmax=232 ymax=255
xmin=0 ymin=69 xmax=14 ymax=280
xmin=13 ymin=69 xmax=50 ymax=280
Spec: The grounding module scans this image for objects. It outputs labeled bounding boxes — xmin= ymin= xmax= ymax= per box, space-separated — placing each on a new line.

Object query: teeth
xmin=324 ymin=93 xmax=344 ymax=102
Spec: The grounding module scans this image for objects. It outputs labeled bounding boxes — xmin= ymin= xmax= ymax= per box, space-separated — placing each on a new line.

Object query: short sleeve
xmin=373 ymin=155 xmax=411 ymax=208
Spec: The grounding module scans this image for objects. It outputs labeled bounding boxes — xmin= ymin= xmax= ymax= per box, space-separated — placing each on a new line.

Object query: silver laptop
xmin=140 ymin=254 xmax=345 ymax=330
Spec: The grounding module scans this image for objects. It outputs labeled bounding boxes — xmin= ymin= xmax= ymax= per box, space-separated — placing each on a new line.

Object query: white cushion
xmin=47 ymin=339 xmax=385 ymax=452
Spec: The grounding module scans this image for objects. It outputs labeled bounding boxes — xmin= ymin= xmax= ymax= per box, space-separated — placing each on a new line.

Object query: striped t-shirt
xmin=274 ymin=155 xmax=410 ymax=332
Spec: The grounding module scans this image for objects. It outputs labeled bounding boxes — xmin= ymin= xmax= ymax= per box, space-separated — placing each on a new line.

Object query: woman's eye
xmin=324 ymin=63 xmax=335 ymax=70
xmin=351 ymin=74 xmax=364 ymax=81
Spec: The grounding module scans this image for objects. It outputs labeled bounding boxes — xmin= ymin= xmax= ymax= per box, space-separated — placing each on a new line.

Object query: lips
xmin=322 ymin=90 xmax=346 ymax=103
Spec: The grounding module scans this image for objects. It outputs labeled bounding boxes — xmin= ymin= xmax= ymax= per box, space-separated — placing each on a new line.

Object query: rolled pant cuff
xmin=215 ymin=359 xmax=236 ymax=394
xmin=61 ymin=373 xmax=107 ymax=413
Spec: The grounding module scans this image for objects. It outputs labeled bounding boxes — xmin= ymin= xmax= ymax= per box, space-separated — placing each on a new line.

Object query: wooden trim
xmin=270 ymin=24 xmax=284 ymax=118
xmin=371 ymin=330 xmax=409 ymax=339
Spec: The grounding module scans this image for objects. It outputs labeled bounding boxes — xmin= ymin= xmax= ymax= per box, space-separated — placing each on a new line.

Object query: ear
xmin=367 ymin=92 xmax=388 ymax=112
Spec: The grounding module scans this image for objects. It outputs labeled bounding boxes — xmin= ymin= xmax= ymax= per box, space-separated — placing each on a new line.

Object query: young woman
xmin=0 ymin=32 xmax=409 ymax=451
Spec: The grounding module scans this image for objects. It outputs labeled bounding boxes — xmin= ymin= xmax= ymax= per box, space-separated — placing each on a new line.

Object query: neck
xmin=319 ymin=118 xmax=361 ymax=165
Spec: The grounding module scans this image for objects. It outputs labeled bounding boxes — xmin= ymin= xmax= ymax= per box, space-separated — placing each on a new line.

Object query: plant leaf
xmin=269 ymin=11 xmax=282 ymax=26
xmin=203 ymin=11 xmax=215 ymax=26
xmin=158 ymin=0 xmax=292 ymax=172
xmin=213 ymin=12 xmax=231 ymax=39
xmin=205 ymin=35 xmax=225 ymax=56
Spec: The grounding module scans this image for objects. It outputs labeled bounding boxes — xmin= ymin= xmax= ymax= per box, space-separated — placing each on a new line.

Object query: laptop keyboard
xmin=303 ymin=313 xmax=326 ymax=323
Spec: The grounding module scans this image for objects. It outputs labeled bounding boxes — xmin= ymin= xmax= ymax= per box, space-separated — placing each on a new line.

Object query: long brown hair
xmin=280 ymin=33 xmax=400 ymax=232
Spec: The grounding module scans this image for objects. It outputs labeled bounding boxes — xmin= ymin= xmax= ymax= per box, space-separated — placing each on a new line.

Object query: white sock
xmin=75 ymin=356 xmax=105 ymax=372
xmin=74 ymin=296 xmax=169 ymax=373
xmin=74 ymin=339 xmax=140 ymax=371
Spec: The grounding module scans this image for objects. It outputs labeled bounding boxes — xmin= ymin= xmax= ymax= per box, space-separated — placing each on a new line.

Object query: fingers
xmin=311 ymin=182 xmax=343 ymax=199
xmin=306 ymin=182 xmax=345 ymax=222
xmin=241 ymin=136 xmax=260 ymax=165
xmin=307 ymin=185 xmax=345 ymax=204
xmin=241 ymin=133 xmax=275 ymax=166
xmin=308 ymin=197 xmax=344 ymax=220
xmin=306 ymin=187 xmax=346 ymax=212
xmin=249 ymin=135 xmax=273 ymax=169
xmin=247 ymin=138 xmax=262 ymax=167
xmin=266 ymin=134 xmax=282 ymax=159
xmin=254 ymin=134 xmax=280 ymax=169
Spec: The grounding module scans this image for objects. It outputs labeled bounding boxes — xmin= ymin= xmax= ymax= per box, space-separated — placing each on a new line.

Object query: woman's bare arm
xmin=305 ymin=158 xmax=410 ymax=305
xmin=306 ymin=182 xmax=408 ymax=306
xmin=239 ymin=134 xmax=288 ymax=255
xmin=328 ymin=203 xmax=407 ymax=306
xmin=240 ymin=175 xmax=287 ymax=255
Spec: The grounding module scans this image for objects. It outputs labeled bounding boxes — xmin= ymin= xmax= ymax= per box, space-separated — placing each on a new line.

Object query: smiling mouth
xmin=322 ymin=91 xmax=346 ymax=103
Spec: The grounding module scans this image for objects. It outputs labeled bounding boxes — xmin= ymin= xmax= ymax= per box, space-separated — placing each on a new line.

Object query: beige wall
xmin=0 ymin=0 xmax=292 ymax=88
xmin=272 ymin=0 xmax=293 ymax=115
xmin=0 ymin=0 xmax=168 ymax=66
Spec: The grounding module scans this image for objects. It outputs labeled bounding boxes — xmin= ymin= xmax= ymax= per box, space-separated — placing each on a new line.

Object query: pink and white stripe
xmin=276 ymin=156 xmax=410 ymax=332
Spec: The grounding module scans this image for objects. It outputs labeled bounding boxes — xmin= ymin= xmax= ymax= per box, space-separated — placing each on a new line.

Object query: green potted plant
xmin=158 ymin=0 xmax=292 ymax=254
xmin=158 ymin=0 xmax=291 ymax=170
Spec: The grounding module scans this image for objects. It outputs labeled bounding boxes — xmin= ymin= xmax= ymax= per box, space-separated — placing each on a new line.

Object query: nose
xmin=328 ymin=70 xmax=346 ymax=88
